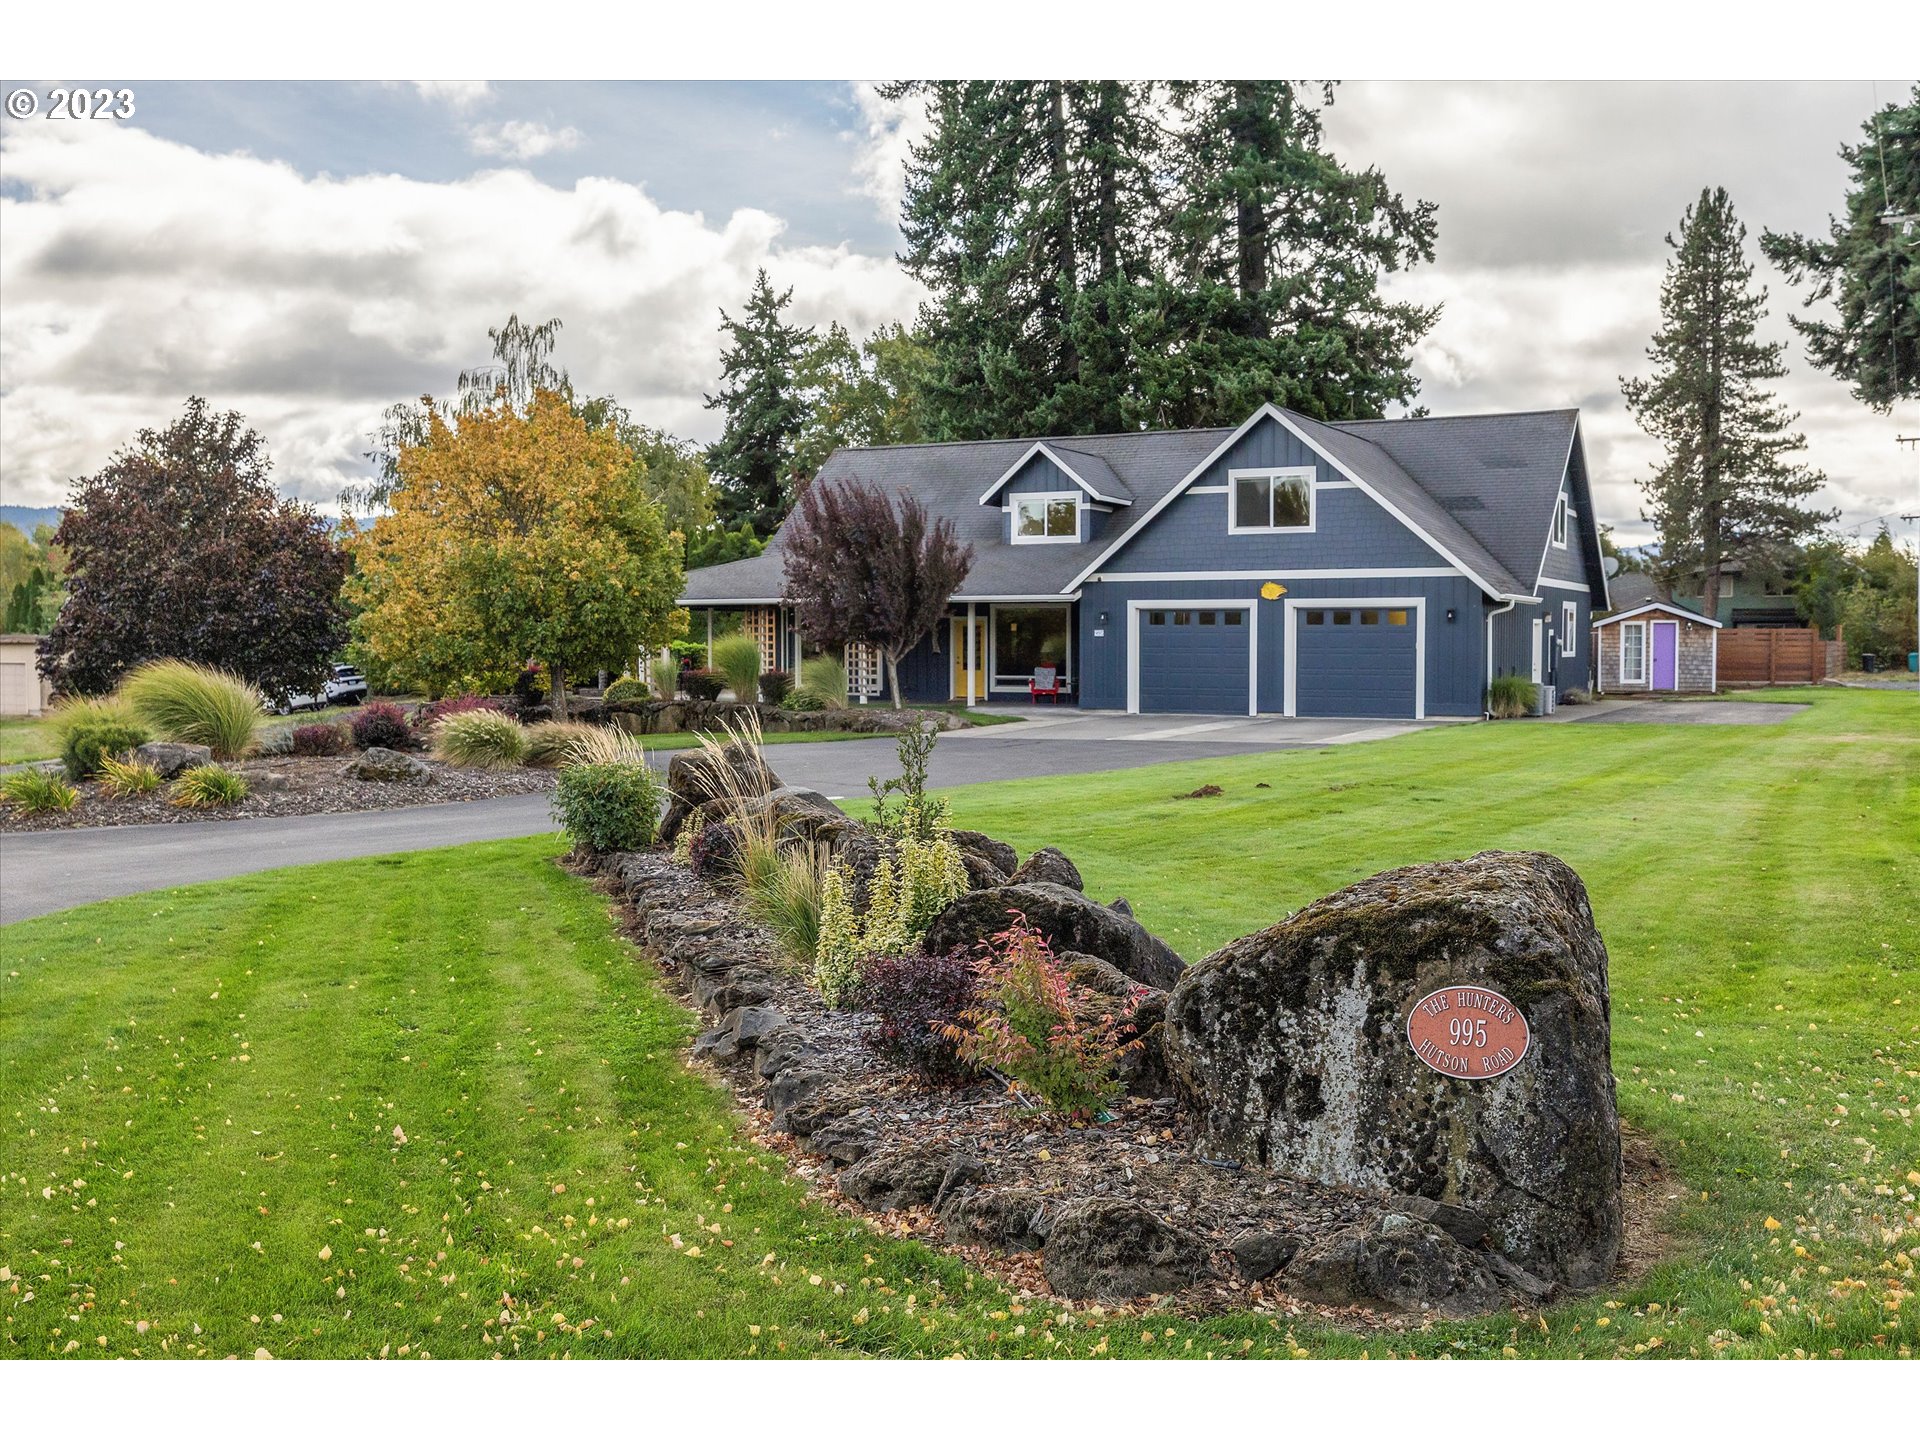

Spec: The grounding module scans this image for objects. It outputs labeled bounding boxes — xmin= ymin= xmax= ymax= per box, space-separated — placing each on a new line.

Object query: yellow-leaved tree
xmin=347 ymin=388 xmax=685 ymax=715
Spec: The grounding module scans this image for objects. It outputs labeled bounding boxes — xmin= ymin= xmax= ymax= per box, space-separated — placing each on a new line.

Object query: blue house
xmin=679 ymin=403 xmax=1610 ymax=719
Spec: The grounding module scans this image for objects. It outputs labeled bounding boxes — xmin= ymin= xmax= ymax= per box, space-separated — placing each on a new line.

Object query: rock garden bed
xmin=574 ymin=739 xmax=1672 ymax=1326
xmin=0 ymin=744 xmax=556 ymax=831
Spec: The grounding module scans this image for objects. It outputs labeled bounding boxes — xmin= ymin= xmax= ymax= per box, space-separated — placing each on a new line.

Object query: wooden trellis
xmin=847 ymin=642 xmax=884 ymax=698
xmin=743 ymin=608 xmax=780 ymax=672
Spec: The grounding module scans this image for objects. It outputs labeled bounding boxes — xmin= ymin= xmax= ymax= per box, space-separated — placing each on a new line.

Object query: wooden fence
xmin=1718 ymin=627 xmax=1839 ymax=685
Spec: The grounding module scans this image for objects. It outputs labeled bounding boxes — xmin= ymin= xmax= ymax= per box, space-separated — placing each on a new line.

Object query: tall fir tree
xmin=1140 ymin=81 xmax=1439 ymax=427
xmin=704 ymin=270 xmax=814 ymax=537
xmin=1762 ymin=85 xmax=1920 ymax=412
xmin=888 ymin=80 xmax=1165 ymax=439
xmin=1622 ymin=187 xmax=1836 ymax=619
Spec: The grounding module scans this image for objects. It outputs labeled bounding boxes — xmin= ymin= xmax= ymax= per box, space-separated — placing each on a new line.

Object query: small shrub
xmin=60 ymin=716 xmax=152 ymax=781
xmin=432 ymin=709 xmax=530 ymax=770
xmin=758 ymin=669 xmax=794 ymax=706
xmin=797 ymin=655 xmax=848 ymax=709
xmin=1558 ymin=687 xmax=1591 ymax=706
xmin=742 ymin=843 xmax=828 ymax=969
xmin=412 ymin=693 xmax=503 ymax=733
xmin=96 ymin=752 xmax=163 ymax=797
xmin=524 ymin=720 xmax=601 ymax=767
xmin=651 ymin=655 xmax=682 ymax=700
xmin=291 ymin=722 xmax=349 ymax=756
xmin=814 ymin=833 xmax=968 ymax=1006
xmin=711 ymin=633 xmax=763 ymax=701
xmin=350 ymin=701 xmax=414 ymax=750
xmin=850 ymin=951 xmax=978 ymax=1086
xmin=603 ymin=676 xmax=650 ymax=705
xmin=681 ymin=669 xmax=725 ymax=702
xmin=784 ymin=689 xmax=826 ymax=712
xmin=947 ymin=918 xmax=1138 ymax=1121
xmin=168 ymin=764 xmax=249 ymax=809
xmin=3 ymin=769 xmax=80 ymax=814
xmin=687 ymin=817 xmax=739 ymax=879
xmin=1487 ymin=673 xmax=1539 ymax=719
xmin=868 ymin=723 xmax=945 ymax=841
xmin=46 ymin=695 xmax=145 ymax=763
xmin=551 ymin=761 xmax=662 ymax=852
xmin=120 ymin=659 xmax=260 ymax=759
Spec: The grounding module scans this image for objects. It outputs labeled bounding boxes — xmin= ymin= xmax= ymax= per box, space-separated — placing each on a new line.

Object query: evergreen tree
xmin=1141 ymin=81 xmax=1439 ymax=427
xmin=1622 ymin=188 xmax=1836 ymax=620
xmin=889 ymin=81 xmax=1164 ymax=439
xmin=704 ymin=270 xmax=813 ymax=537
xmin=1762 ymin=85 xmax=1919 ymax=412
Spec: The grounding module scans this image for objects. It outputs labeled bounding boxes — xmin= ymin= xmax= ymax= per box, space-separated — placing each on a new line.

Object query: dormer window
xmin=1013 ymin=492 xmax=1080 ymax=544
xmin=1551 ymin=493 xmax=1569 ymax=548
xmin=1229 ymin=467 xmax=1315 ymax=534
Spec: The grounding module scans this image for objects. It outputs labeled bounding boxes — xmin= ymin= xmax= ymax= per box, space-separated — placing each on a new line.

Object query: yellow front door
xmin=951 ymin=617 xmax=986 ymax=701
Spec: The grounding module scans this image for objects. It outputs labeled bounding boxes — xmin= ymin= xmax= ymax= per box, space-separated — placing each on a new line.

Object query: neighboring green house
xmin=1678 ymin=563 xmax=1803 ymax=628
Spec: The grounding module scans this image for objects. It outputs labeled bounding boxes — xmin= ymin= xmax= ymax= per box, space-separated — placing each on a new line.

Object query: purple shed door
xmin=1651 ymin=622 xmax=1678 ymax=689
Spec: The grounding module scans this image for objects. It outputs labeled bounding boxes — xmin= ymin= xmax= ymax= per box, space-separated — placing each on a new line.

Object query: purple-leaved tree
xmin=780 ymin=474 xmax=973 ymax=708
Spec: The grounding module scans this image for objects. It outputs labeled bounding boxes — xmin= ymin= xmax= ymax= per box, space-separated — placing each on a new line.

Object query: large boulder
xmin=1009 ymin=845 xmax=1082 ymax=891
xmin=135 ymin=741 xmax=212 ymax=778
xmin=950 ymin=829 xmax=1017 ymax=879
xmin=1040 ymin=1198 xmax=1211 ymax=1300
xmin=1163 ymin=850 xmax=1621 ymax=1290
xmin=1284 ymin=1211 xmax=1501 ymax=1318
xmin=658 ymin=743 xmax=782 ymax=844
xmin=342 ymin=747 xmax=432 ymax=785
xmin=923 ymin=882 xmax=1187 ymax=990
xmin=694 ymin=786 xmax=853 ymax=848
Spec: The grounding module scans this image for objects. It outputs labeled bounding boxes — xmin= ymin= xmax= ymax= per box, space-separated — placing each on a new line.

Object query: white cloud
xmin=1324 ymin=80 xmax=1920 ymax=543
xmin=466 ymin=119 xmax=585 ymax=162
xmin=411 ymin=80 xmax=493 ymax=109
xmin=0 ymin=121 xmax=923 ymax=511
xmin=846 ymin=82 xmax=930 ymax=227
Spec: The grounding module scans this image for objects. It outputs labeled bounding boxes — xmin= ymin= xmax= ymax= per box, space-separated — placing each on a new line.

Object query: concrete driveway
xmin=1 ymin=710 xmax=1441 ymax=926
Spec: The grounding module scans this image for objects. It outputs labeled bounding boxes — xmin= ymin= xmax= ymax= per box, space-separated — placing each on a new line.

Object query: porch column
xmin=705 ymin=609 xmax=713 ymax=664
xmin=965 ymin=601 xmax=977 ymax=707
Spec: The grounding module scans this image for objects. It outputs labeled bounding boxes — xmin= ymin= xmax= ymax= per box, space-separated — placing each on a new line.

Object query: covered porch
xmin=680 ymin=598 xmax=1079 ymax=707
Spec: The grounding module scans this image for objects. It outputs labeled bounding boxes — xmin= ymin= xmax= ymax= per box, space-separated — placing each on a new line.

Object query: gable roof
xmin=680 ymin=404 xmax=1589 ymax=606
xmin=977 ymin=441 xmax=1134 ymax=506
xmin=1591 ymin=600 xmax=1722 ymax=629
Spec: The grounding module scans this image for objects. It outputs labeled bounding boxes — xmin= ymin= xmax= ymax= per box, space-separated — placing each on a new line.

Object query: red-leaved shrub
xmin=945 ymin=916 xmax=1139 ymax=1121
xmin=850 ymin=951 xmax=978 ymax=1086
xmin=350 ymin=700 xmax=414 ymax=750
xmin=291 ymin=722 xmax=349 ymax=756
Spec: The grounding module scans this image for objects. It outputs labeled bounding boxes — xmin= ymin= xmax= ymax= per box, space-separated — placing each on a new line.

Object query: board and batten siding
xmin=1071 ymin=414 xmax=1487 ymax=717
xmin=1095 ymin=418 xmax=1451 ymax=575
xmin=996 ymin=455 xmax=1115 ymax=544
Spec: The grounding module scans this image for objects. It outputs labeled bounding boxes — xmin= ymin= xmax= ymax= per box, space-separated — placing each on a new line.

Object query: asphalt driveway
xmin=1 ymin=711 xmax=1440 ymax=925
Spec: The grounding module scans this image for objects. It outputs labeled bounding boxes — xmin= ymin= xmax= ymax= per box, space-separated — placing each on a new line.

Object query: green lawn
xmin=0 ymin=717 xmax=57 ymax=765
xmin=2 ymin=689 xmax=1913 ymax=1359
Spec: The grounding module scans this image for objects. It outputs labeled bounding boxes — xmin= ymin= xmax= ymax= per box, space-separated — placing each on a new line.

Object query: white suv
xmin=271 ymin=663 xmax=370 ymax=715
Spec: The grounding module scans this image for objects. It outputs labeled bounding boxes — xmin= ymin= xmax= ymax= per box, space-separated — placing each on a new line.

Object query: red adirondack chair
xmin=1028 ymin=665 xmax=1061 ymax=703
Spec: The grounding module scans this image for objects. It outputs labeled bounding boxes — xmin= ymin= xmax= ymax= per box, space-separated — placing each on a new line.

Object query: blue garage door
xmin=1137 ymin=607 xmax=1251 ymax=714
xmin=1294 ymin=605 xmax=1418 ymax=718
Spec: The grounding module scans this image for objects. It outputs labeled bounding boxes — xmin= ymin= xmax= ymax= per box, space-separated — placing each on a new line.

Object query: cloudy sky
xmin=2 ymin=78 xmax=1915 ymax=544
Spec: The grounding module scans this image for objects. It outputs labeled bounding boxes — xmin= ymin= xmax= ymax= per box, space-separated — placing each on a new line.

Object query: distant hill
xmin=0 ymin=505 xmax=64 ymax=537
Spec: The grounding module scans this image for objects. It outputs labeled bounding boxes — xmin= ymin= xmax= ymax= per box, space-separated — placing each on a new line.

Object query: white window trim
xmin=989 ymin=602 xmax=1074 ymax=691
xmin=1009 ymin=491 xmax=1082 ymax=545
xmin=1551 ymin=493 xmax=1569 ymax=549
xmin=1561 ymin=600 xmax=1578 ymax=657
xmin=1226 ymin=466 xmax=1317 ymax=536
xmin=1126 ymin=599 xmax=1258 ymax=716
xmin=1282 ymin=596 xmax=1425 ymax=720
xmin=1619 ymin=620 xmax=1648 ymax=685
